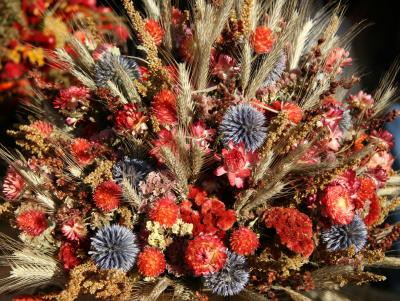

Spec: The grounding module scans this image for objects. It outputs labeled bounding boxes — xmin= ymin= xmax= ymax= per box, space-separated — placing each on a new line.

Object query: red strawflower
xmin=250 ymin=26 xmax=274 ymax=54
xmin=2 ymin=167 xmax=25 ymax=201
xmin=320 ymin=185 xmax=354 ymax=225
xmin=12 ymin=296 xmax=44 ymax=301
xmin=152 ymin=89 xmax=177 ymax=125
xmin=137 ymin=247 xmax=166 ymax=277
xmin=355 ymin=177 xmax=376 ymax=209
xmin=149 ymin=198 xmax=180 ymax=227
xmin=16 ymin=210 xmax=48 ymax=236
xmin=145 ymin=19 xmax=165 ymax=46
xmin=70 ymin=138 xmax=95 ymax=166
xmin=93 ymin=180 xmax=121 ymax=212
xmin=271 ymin=101 xmax=303 ymax=124
xmin=1 ymin=62 xmax=26 ymax=80
xmin=53 ymin=86 xmax=90 ymax=111
xmin=264 ymin=207 xmax=314 ymax=257
xmin=61 ymin=217 xmax=87 ymax=241
xmin=58 ymin=242 xmax=81 ymax=271
xmin=230 ymin=227 xmax=259 ymax=255
xmin=31 ymin=120 xmax=53 ymax=137
xmin=115 ymin=104 xmax=148 ymax=135
xmin=215 ymin=142 xmax=258 ymax=188
xmin=191 ymin=121 xmax=216 ymax=151
xmin=185 ymin=234 xmax=227 ymax=276
xmin=364 ymin=193 xmax=381 ymax=226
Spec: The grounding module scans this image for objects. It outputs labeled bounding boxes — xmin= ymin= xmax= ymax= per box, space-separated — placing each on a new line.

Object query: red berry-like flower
xmin=185 ymin=234 xmax=227 ymax=276
xmin=93 ymin=180 xmax=121 ymax=212
xmin=264 ymin=207 xmax=314 ymax=257
xmin=355 ymin=177 xmax=376 ymax=209
xmin=145 ymin=19 xmax=165 ymax=46
xmin=271 ymin=101 xmax=303 ymax=124
xmin=152 ymin=89 xmax=177 ymax=125
xmin=61 ymin=217 xmax=87 ymax=241
xmin=16 ymin=210 xmax=48 ymax=236
xmin=250 ymin=26 xmax=274 ymax=54
xmin=53 ymin=86 xmax=90 ymax=111
xmin=364 ymin=193 xmax=381 ymax=226
xmin=70 ymin=138 xmax=95 ymax=166
xmin=115 ymin=104 xmax=148 ymax=135
xmin=149 ymin=198 xmax=179 ymax=227
xmin=321 ymin=185 xmax=354 ymax=225
xmin=230 ymin=227 xmax=259 ymax=255
xmin=31 ymin=120 xmax=53 ymax=137
xmin=137 ymin=247 xmax=166 ymax=277
xmin=2 ymin=167 xmax=25 ymax=201
xmin=58 ymin=242 xmax=81 ymax=271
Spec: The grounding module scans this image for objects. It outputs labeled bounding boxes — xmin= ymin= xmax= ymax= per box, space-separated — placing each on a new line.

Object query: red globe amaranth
xmin=149 ymin=198 xmax=180 ymax=227
xmin=31 ymin=120 xmax=53 ymax=137
xmin=2 ymin=167 xmax=25 ymax=201
xmin=230 ymin=227 xmax=259 ymax=255
xmin=355 ymin=177 xmax=376 ymax=209
xmin=364 ymin=194 xmax=381 ymax=226
xmin=151 ymin=89 xmax=177 ymax=125
xmin=16 ymin=210 xmax=48 ymax=236
xmin=115 ymin=104 xmax=148 ymax=135
xmin=137 ymin=247 xmax=166 ymax=277
xmin=93 ymin=180 xmax=121 ymax=212
xmin=320 ymin=185 xmax=354 ymax=225
xmin=58 ymin=242 xmax=81 ymax=271
xmin=70 ymin=138 xmax=95 ymax=166
xmin=271 ymin=101 xmax=303 ymax=124
xmin=250 ymin=26 xmax=274 ymax=54
xmin=185 ymin=234 xmax=227 ymax=276
xmin=264 ymin=207 xmax=314 ymax=257
xmin=145 ymin=19 xmax=165 ymax=46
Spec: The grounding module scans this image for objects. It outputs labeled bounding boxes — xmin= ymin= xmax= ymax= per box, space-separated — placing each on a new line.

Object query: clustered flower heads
xmin=1 ymin=1 xmax=400 ymax=300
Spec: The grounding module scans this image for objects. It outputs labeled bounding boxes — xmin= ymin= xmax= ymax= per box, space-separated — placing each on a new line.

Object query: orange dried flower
xmin=93 ymin=180 xmax=121 ymax=212
xmin=137 ymin=247 xmax=166 ymax=277
xmin=250 ymin=26 xmax=274 ymax=54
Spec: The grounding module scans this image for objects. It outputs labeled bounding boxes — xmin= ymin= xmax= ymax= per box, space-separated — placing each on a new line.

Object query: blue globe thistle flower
xmin=220 ymin=104 xmax=267 ymax=151
xmin=321 ymin=215 xmax=368 ymax=253
xmin=94 ymin=53 xmax=140 ymax=88
xmin=203 ymin=251 xmax=249 ymax=297
xmin=89 ymin=224 xmax=139 ymax=271
xmin=112 ymin=157 xmax=152 ymax=187
xmin=262 ymin=52 xmax=286 ymax=88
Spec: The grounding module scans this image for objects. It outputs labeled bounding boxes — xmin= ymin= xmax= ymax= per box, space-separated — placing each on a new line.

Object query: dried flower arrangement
xmin=0 ymin=0 xmax=129 ymax=103
xmin=1 ymin=0 xmax=400 ymax=300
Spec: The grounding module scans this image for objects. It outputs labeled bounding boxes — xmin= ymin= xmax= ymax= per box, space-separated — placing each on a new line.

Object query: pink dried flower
xmin=31 ymin=121 xmax=53 ymax=138
xmin=61 ymin=217 xmax=87 ymax=241
xmin=212 ymin=54 xmax=240 ymax=81
xmin=2 ymin=167 xmax=25 ymax=201
xmin=215 ymin=142 xmax=258 ymax=188
xmin=325 ymin=47 xmax=352 ymax=73
xmin=115 ymin=104 xmax=148 ymax=135
xmin=191 ymin=121 xmax=216 ymax=151
xmin=367 ymin=151 xmax=394 ymax=173
xmin=348 ymin=91 xmax=374 ymax=110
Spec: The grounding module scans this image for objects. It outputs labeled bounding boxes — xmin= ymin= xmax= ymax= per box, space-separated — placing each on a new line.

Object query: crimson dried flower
xmin=70 ymin=138 xmax=95 ymax=166
xmin=149 ymin=197 xmax=180 ymax=227
xmin=151 ymin=89 xmax=177 ymax=125
xmin=145 ymin=19 xmax=165 ymax=46
xmin=61 ymin=217 xmax=87 ymax=241
xmin=270 ymin=101 xmax=303 ymax=124
xmin=230 ymin=227 xmax=259 ymax=256
xmin=215 ymin=142 xmax=258 ymax=188
xmin=58 ymin=242 xmax=81 ymax=271
xmin=53 ymin=86 xmax=90 ymax=111
xmin=264 ymin=207 xmax=314 ymax=257
xmin=185 ymin=234 xmax=227 ymax=276
xmin=93 ymin=180 xmax=121 ymax=212
xmin=250 ymin=26 xmax=274 ymax=54
xmin=16 ymin=209 xmax=48 ymax=236
xmin=115 ymin=104 xmax=148 ymax=135
xmin=320 ymin=184 xmax=354 ymax=225
xmin=325 ymin=47 xmax=352 ymax=74
xmin=137 ymin=247 xmax=166 ymax=277
xmin=191 ymin=121 xmax=216 ymax=151
xmin=364 ymin=193 xmax=381 ymax=226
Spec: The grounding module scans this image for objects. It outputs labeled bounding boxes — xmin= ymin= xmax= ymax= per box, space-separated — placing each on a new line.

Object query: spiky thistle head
xmin=89 ymin=224 xmax=139 ymax=271
xmin=203 ymin=251 xmax=249 ymax=297
xmin=94 ymin=53 xmax=140 ymax=88
xmin=321 ymin=215 xmax=368 ymax=253
xmin=220 ymin=104 xmax=267 ymax=151
xmin=112 ymin=157 xmax=152 ymax=187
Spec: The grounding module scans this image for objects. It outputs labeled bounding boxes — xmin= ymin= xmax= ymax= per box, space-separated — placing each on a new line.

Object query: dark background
xmin=1 ymin=0 xmax=400 ymax=299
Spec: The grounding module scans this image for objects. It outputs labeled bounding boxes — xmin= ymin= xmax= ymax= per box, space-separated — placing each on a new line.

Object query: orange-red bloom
xmin=250 ymin=26 xmax=274 ymax=54
xmin=137 ymin=247 xmax=166 ymax=277
xmin=93 ymin=180 xmax=121 ymax=212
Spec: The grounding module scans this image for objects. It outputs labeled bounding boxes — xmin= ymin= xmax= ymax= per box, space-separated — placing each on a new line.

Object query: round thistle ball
xmin=89 ymin=224 xmax=139 ymax=271
xmin=220 ymin=104 xmax=267 ymax=151
xmin=203 ymin=251 xmax=249 ymax=296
